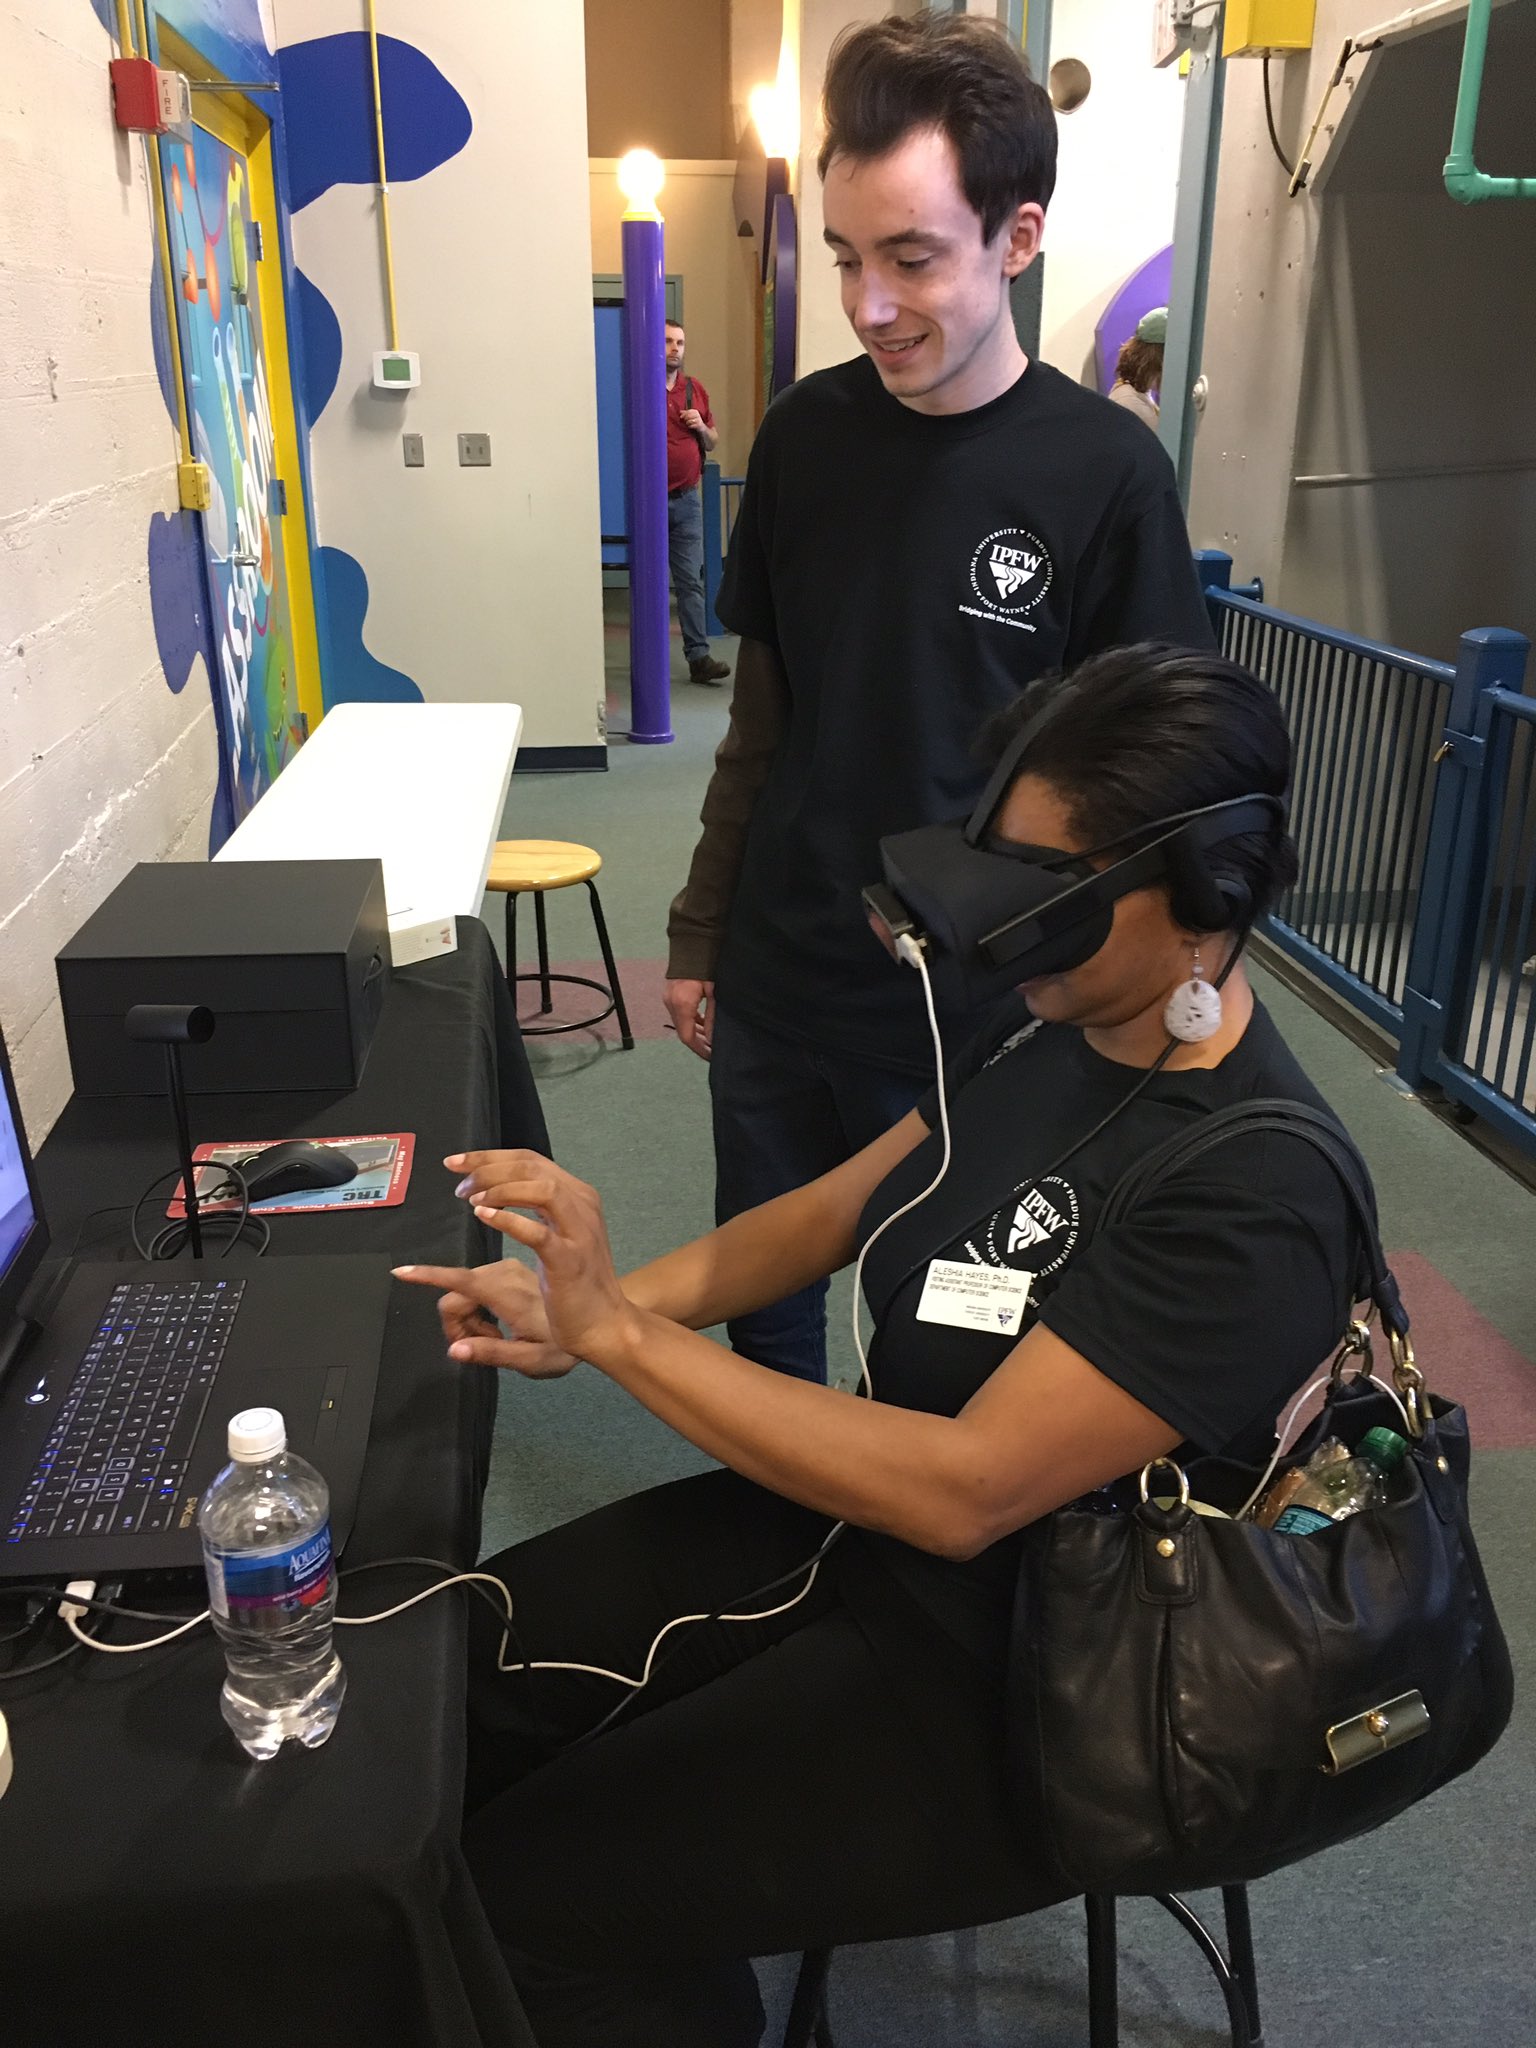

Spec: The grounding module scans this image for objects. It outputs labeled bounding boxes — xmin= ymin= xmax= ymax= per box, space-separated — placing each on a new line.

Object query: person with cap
xmin=1108 ymin=306 xmax=1166 ymax=431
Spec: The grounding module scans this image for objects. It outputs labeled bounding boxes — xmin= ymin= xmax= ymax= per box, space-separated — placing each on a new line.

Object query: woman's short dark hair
xmin=818 ymin=11 xmax=1058 ymax=237
xmin=982 ymin=645 xmax=1299 ymax=926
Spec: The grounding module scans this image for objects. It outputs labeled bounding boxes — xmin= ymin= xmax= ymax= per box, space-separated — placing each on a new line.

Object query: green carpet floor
xmin=470 ymin=619 xmax=1535 ymax=2046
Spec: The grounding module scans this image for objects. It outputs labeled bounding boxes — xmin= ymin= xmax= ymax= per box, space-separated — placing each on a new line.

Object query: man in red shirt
xmin=665 ymin=319 xmax=731 ymax=685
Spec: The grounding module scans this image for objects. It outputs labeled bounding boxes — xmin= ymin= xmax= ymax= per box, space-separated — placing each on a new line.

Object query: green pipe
xmin=1443 ymin=0 xmax=1536 ymax=203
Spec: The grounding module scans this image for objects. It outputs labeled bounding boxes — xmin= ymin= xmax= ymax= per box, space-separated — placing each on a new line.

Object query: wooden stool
xmin=484 ymin=840 xmax=634 ymax=1050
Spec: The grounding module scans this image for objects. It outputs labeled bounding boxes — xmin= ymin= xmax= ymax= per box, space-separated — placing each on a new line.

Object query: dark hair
xmin=982 ymin=645 xmax=1299 ymax=927
xmin=1114 ymin=335 xmax=1163 ymax=395
xmin=818 ymin=11 xmax=1057 ymax=237
xmin=664 ymin=319 xmax=685 ymax=334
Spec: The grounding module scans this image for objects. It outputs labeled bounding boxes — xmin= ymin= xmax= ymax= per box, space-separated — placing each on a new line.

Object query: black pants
xmin=709 ymin=1008 xmax=928 ymax=1383
xmin=463 ymin=1471 xmax=1065 ymax=2048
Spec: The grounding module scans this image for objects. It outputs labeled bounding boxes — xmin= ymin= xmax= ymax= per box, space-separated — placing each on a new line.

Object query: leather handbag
xmin=1005 ymin=1099 xmax=1514 ymax=1896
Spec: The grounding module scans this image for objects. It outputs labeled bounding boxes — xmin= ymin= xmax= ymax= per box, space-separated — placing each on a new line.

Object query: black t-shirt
xmin=841 ymin=996 xmax=1361 ymax=1655
xmin=713 ymin=353 xmax=1216 ymax=1072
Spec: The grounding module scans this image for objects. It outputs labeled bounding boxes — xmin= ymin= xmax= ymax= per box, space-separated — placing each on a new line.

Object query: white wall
xmin=1038 ymin=0 xmax=1184 ymax=383
xmin=285 ymin=2 xmax=606 ymax=753
xmin=0 ymin=4 xmax=216 ymax=1140
xmin=1191 ymin=0 xmax=1536 ymax=657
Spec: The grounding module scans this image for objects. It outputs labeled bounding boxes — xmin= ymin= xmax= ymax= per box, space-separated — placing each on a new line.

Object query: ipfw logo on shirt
xmin=961 ymin=526 xmax=1054 ymax=633
xmin=971 ymin=1173 xmax=1081 ymax=1281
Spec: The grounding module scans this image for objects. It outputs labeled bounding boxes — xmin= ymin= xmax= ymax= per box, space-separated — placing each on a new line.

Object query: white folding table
xmin=216 ymin=702 xmax=522 ymax=964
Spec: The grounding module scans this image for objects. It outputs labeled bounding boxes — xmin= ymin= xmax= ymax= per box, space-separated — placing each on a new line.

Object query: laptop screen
xmin=1 ymin=1086 xmax=34 ymax=1283
xmin=0 ymin=1022 xmax=47 ymax=1319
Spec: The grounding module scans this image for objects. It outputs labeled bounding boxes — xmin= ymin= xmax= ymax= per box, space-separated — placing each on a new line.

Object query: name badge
xmin=915 ymin=1258 xmax=1031 ymax=1336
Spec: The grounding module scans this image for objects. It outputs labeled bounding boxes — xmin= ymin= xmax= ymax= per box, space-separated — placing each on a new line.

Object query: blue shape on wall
xmin=278 ymin=33 xmax=472 ymax=211
xmin=149 ymin=266 xmax=177 ymax=424
xmin=317 ymin=547 xmax=423 ymax=706
xmin=293 ymin=267 xmax=343 ymax=423
xmin=148 ymin=511 xmax=215 ymax=695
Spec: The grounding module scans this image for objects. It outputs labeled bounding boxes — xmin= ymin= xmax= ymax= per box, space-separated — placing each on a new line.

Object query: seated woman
xmin=396 ymin=646 xmax=1361 ymax=2048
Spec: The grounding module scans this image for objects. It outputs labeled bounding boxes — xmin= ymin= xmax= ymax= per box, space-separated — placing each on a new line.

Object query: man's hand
xmin=664 ymin=977 xmax=715 ymax=1058
xmin=679 ymin=407 xmax=706 ymax=434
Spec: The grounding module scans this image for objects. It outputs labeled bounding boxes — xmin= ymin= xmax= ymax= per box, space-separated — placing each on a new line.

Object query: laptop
xmin=0 ymin=1019 xmax=389 ymax=1580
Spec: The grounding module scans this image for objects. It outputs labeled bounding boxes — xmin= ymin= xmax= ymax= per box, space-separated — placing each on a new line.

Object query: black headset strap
xmin=1095 ymin=1097 xmax=1406 ymax=1337
xmin=964 ymin=694 xmax=1069 ymax=844
xmin=979 ymin=797 xmax=1281 ymax=965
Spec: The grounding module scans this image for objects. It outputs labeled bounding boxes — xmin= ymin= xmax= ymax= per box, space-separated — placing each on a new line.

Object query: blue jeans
xmin=709 ymin=1008 xmax=928 ymax=1383
xmin=667 ymin=487 xmax=711 ymax=664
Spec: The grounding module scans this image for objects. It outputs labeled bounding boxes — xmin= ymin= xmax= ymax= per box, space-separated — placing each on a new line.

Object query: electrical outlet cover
xmin=458 ymin=433 xmax=492 ymax=467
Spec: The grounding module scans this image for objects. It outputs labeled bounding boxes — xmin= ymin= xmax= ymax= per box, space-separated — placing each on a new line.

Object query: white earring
xmin=1163 ymin=948 xmax=1223 ymax=1043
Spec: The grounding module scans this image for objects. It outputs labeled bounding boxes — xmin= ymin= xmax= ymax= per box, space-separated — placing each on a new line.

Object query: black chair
xmin=783 ymin=1885 xmax=1262 ymax=2047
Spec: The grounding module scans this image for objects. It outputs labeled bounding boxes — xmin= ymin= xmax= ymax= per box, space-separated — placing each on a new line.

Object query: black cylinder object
xmin=124 ymin=1003 xmax=215 ymax=1045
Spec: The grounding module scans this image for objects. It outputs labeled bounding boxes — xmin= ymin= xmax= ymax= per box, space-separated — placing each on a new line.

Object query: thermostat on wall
xmin=372 ymin=351 xmax=421 ymax=392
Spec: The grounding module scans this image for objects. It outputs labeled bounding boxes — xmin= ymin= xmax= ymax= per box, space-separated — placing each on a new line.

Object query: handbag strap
xmin=1097 ymin=1097 xmax=1409 ymax=1341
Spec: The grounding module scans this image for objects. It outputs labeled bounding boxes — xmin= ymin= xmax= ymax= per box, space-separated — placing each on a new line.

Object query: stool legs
xmin=793 ymin=1893 xmax=1258 ymax=2048
xmin=584 ymin=879 xmax=634 ymax=1050
xmin=499 ymin=880 xmax=633 ymax=1050
xmin=1223 ymin=1886 xmax=1263 ymax=2046
xmin=1085 ymin=1895 xmax=1119 ymax=2048
xmin=782 ymin=1947 xmax=835 ymax=2048
xmin=533 ymin=891 xmax=553 ymax=1015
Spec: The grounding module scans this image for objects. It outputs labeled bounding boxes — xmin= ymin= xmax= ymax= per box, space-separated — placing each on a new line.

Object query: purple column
xmin=620 ymin=212 xmax=673 ymax=744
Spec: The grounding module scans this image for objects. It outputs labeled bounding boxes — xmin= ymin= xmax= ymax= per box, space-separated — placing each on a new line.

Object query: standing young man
xmin=665 ymin=13 xmax=1215 ymax=1383
xmin=665 ymin=319 xmax=731 ymax=686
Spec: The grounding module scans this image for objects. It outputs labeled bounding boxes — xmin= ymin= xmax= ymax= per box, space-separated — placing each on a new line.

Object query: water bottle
xmin=1272 ymin=1427 xmax=1409 ymax=1536
xmin=198 ymin=1407 xmax=346 ymax=1760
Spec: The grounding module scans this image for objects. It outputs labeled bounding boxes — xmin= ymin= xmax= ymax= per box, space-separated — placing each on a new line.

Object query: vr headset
xmin=864 ymin=695 xmax=1285 ymax=1011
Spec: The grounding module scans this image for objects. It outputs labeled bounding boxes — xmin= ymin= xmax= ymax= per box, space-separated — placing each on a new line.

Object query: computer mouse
xmin=238 ymin=1141 xmax=359 ymax=1203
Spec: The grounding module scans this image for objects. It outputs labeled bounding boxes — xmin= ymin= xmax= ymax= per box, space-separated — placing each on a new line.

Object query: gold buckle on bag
xmin=1321 ymin=1691 xmax=1431 ymax=1775
xmin=1388 ymin=1330 xmax=1430 ymax=1438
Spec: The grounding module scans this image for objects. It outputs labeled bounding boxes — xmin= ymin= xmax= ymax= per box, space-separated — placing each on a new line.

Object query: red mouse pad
xmin=167 ymin=1134 xmax=416 ymax=1217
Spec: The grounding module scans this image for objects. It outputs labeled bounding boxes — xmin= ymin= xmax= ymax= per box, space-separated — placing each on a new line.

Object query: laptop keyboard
xmin=6 ymin=1276 xmax=245 ymax=1545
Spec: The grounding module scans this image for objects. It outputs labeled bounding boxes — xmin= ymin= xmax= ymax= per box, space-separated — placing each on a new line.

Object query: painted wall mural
xmin=167 ymin=122 xmax=306 ymax=817
xmin=94 ymin=2 xmax=474 ymax=843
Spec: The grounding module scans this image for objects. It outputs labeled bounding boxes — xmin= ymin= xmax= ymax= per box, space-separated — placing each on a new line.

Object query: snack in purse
xmin=1272 ymin=1428 xmax=1409 ymax=1536
xmin=1252 ymin=1437 xmax=1349 ymax=1527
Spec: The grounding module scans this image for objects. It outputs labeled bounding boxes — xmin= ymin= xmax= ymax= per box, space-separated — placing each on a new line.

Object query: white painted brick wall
xmin=0 ymin=5 xmax=216 ymax=1144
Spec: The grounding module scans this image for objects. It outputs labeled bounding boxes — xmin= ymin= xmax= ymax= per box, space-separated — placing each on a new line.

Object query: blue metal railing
xmin=1197 ymin=552 xmax=1534 ymax=1156
xmin=702 ymin=461 xmax=745 ymax=637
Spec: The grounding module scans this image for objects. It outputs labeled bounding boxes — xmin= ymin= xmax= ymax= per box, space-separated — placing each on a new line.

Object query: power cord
xmin=131 ymin=1162 xmax=269 ymax=1261
xmin=1261 ymin=54 xmax=1297 ymax=180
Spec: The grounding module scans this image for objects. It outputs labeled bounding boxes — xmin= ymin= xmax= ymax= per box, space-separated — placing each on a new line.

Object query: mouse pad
xmin=166 ymin=1133 xmax=416 ymax=1217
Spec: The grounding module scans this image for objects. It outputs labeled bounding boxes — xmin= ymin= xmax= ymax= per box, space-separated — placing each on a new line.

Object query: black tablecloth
xmin=0 ymin=919 xmax=544 ymax=2047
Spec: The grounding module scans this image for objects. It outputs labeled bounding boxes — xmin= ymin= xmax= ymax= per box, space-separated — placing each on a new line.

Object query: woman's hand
xmin=395 ymin=1252 xmax=580 ymax=1378
xmin=435 ymin=1149 xmax=639 ymax=1367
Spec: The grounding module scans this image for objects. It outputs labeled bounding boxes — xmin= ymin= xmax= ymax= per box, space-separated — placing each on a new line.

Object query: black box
xmin=56 ymin=861 xmax=390 ymax=1097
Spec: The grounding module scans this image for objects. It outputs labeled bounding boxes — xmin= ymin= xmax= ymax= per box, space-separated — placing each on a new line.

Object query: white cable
xmin=63 ymin=1607 xmax=209 ymax=1654
xmin=520 ymin=940 xmax=952 ymax=1709
xmin=850 ymin=939 xmax=951 ymax=1401
xmin=344 ymin=1559 xmax=834 ymax=1687
xmin=516 ymin=1558 xmax=833 ymax=1688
